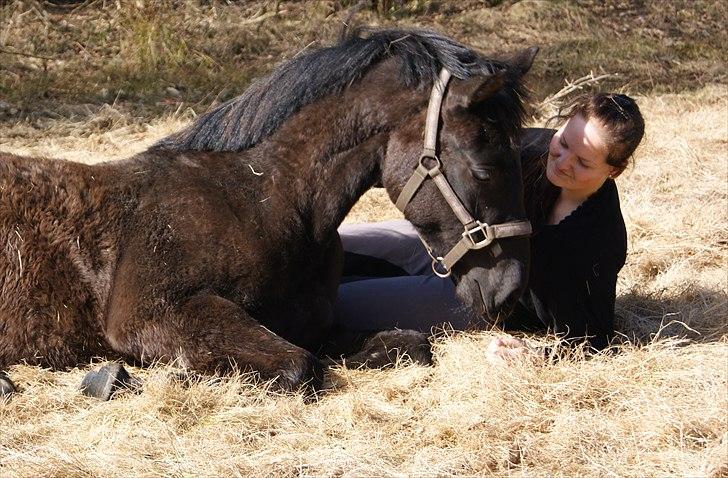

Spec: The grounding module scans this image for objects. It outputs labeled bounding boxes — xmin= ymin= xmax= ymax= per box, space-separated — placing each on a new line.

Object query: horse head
xmin=383 ymin=47 xmax=538 ymax=321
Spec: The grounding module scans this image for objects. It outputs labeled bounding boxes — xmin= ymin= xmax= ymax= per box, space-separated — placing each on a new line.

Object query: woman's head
xmin=546 ymin=93 xmax=645 ymax=196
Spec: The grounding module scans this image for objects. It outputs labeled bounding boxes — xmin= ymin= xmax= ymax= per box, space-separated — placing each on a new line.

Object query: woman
xmin=334 ymin=93 xmax=645 ymax=358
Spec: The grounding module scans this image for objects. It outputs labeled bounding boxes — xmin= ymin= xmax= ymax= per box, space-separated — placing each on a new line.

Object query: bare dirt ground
xmin=0 ymin=1 xmax=726 ymax=476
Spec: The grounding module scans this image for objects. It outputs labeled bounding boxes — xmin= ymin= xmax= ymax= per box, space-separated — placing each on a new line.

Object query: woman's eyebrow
xmin=564 ymin=129 xmax=595 ymax=165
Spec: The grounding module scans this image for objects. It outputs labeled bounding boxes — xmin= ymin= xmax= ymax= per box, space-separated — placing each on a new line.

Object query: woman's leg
xmin=329 ymin=220 xmax=486 ymax=365
xmin=338 ymin=219 xmax=432 ymax=275
xmin=335 ymin=219 xmax=486 ymax=332
xmin=334 ymin=273 xmax=480 ymax=332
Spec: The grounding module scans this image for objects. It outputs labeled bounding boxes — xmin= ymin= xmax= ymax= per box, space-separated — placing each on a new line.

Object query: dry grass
xmin=1 ymin=1 xmax=727 ymax=477
xmin=1 ymin=0 xmax=725 ymax=113
xmin=1 ymin=81 xmax=725 ymax=478
xmin=2 ymin=337 xmax=726 ymax=477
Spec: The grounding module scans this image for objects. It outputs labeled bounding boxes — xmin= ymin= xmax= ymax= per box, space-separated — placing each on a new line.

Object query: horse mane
xmin=153 ymin=27 xmax=525 ymax=153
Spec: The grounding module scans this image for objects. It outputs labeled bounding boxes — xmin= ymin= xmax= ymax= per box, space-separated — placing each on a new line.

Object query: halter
xmin=394 ymin=69 xmax=533 ymax=278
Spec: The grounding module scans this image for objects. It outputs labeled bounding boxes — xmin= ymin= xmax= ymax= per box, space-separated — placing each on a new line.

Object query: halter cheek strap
xmin=394 ymin=69 xmax=532 ymax=278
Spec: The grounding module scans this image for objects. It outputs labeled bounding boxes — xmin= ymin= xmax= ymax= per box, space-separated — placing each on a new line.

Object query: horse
xmin=0 ymin=27 xmax=536 ymax=397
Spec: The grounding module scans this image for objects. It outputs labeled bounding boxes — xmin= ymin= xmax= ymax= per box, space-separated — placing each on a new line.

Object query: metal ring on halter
xmin=419 ymin=153 xmax=441 ymax=173
xmin=431 ymin=257 xmax=451 ymax=278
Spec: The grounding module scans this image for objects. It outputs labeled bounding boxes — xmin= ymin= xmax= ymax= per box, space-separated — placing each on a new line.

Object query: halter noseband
xmin=394 ymin=69 xmax=533 ymax=278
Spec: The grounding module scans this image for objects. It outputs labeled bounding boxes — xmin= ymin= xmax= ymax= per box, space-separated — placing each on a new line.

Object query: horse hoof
xmin=80 ymin=363 xmax=140 ymax=400
xmin=0 ymin=372 xmax=16 ymax=398
xmin=274 ymin=350 xmax=324 ymax=395
xmin=345 ymin=330 xmax=433 ymax=369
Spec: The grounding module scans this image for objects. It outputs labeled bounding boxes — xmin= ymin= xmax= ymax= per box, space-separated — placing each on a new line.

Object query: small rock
xmin=0 ymin=101 xmax=19 ymax=118
xmin=165 ymin=86 xmax=181 ymax=98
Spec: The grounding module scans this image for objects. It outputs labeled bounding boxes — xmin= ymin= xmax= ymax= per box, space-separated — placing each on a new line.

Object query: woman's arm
xmin=534 ymin=215 xmax=627 ymax=350
xmin=494 ymin=242 xmax=623 ymax=361
xmin=544 ymin=254 xmax=621 ymax=350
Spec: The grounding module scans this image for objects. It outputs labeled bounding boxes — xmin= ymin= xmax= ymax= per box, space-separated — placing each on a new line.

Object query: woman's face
xmin=546 ymin=113 xmax=616 ymax=197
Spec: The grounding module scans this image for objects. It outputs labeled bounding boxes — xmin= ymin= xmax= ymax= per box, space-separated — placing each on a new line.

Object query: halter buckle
xmin=462 ymin=221 xmax=494 ymax=249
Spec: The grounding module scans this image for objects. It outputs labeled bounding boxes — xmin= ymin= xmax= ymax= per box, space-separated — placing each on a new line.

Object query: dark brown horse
xmin=0 ymin=28 xmax=535 ymax=394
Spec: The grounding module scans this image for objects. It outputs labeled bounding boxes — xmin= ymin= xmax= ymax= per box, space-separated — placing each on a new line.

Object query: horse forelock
xmin=152 ymin=27 xmax=525 ymax=153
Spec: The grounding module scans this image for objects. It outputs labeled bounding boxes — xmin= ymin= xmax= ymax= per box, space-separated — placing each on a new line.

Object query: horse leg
xmin=320 ymin=327 xmax=433 ymax=368
xmin=106 ymin=293 xmax=323 ymax=391
xmin=0 ymin=371 xmax=16 ymax=397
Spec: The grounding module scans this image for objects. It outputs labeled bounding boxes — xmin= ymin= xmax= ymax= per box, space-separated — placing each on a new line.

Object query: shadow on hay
xmin=614 ymin=285 xmax=727 ymax=345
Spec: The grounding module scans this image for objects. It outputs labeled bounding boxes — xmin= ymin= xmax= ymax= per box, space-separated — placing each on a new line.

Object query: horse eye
xmin=471 ymin=168 xmax=492 ymax=182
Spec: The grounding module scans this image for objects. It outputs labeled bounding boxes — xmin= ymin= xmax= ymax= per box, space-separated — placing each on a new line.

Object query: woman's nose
xmin=555 ymin=150 xmax=574 ymax=168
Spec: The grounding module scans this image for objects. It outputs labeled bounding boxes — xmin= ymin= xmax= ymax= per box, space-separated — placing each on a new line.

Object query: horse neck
xmin=259 ymin=63 xmax=426 ymax=243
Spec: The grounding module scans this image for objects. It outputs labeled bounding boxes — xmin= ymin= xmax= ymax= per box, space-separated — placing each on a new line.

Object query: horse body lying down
xmin=1 ymin=147 xmax=343 ymax=387
xmin=0 ymin=28 xmax=535 ymax=391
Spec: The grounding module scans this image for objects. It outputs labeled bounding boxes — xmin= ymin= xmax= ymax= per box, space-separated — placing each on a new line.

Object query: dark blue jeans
xmin=335 ymin=220 xmax=481 ymax=332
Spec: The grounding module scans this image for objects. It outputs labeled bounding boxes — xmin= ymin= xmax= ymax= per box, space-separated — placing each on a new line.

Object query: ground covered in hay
xmin=1 ymin=1 xmax=726 ymax=477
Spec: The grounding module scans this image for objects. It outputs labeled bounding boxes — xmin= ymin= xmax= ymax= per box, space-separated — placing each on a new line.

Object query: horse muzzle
xmin=456 ymin=254 xmax=528 ymax=322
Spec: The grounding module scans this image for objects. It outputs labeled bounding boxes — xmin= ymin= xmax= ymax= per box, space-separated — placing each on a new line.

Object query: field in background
xmin=1 ymin=0 xmax=725 ymax=116
xmin=1 ymin=1 xmax=726 ymax=477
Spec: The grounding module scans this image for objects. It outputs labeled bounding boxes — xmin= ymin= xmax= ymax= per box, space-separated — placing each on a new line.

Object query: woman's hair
xmin=522 ymin=92 xmax=645 ymax=223
xmin=555 ymin=92 xmax=645 ymax=175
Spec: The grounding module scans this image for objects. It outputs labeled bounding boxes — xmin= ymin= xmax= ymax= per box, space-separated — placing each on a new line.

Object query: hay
xmin=0 ymin=1 xmax=726 ymax=476
xmin=1 ymin=81 xmax=725 ymax=478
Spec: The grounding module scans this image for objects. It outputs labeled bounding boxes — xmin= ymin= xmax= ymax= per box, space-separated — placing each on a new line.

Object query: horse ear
xmin=446 ymin=70 xmax=507 ymax=112
xmin=509 ymin=46 xmax=539 ymax=77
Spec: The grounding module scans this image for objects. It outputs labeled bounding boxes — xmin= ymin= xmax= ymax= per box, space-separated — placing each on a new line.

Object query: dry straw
xmin=0 ymin=83 xmax=725 ymax=477
xmin=0 ymin=1 xmax=726 ymax=475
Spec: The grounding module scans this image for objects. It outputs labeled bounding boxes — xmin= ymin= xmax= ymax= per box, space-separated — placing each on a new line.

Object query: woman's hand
xmin=486 ymin=335 xmax=543 ymax=365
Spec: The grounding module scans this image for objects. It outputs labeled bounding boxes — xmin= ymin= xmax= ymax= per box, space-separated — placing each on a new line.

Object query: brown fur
xmin=0 ymin=49 xmax=534 ymax=389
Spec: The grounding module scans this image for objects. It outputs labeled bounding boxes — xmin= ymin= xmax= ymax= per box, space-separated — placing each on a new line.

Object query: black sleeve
xmin=502 ymin=266 xmax=618 ymax=349
xmin=502 ymin=296 xmax=548 ymax=333
xmin=502 ymin=238 xmax=622 ymax=346
xmin=541 ymin=225 xmax=626 ymax=350
xmin=548 ymin=255 xmax=620 ymax=350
